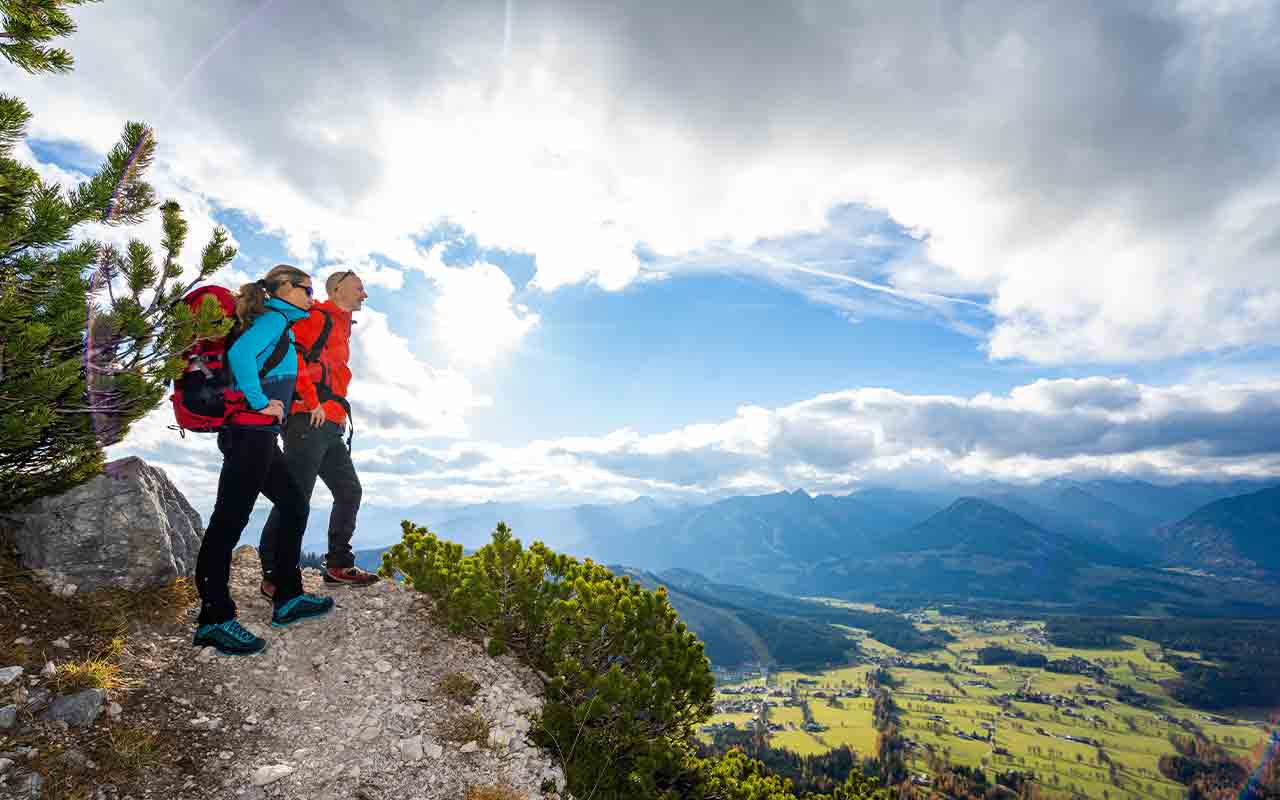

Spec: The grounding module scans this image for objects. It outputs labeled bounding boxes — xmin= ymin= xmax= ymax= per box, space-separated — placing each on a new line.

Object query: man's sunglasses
xmin=332 ymin=270 xmax=357 ymax=289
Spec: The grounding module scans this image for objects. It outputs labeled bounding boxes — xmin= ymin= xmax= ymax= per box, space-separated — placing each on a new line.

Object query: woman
xmin=193 ymin=264 xmax=334 ymax=656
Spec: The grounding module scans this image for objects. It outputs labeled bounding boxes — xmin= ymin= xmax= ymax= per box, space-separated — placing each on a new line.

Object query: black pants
xmin=195 ymin=427 xmax=308 ymax=625
xmin=260 ymin=415 xmax=362 ymax=574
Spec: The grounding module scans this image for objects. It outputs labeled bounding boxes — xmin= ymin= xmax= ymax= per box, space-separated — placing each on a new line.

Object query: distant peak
xmin=943 ymin=497 xmax=1039 ymax=526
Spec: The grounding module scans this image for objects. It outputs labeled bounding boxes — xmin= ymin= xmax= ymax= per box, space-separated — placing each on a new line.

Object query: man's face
xmin=335 ymin=274 xmax=367 ymax=311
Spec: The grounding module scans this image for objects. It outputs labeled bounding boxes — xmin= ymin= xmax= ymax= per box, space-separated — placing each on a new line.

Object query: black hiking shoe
xmin=271 ymin=593 xmax=334 ymax=628
xmin=193 ymin=618 xmax=268 ymax=656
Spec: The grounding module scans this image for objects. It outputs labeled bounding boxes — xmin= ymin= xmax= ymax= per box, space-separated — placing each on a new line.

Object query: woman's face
xmin=278 ymin=276 xmax=314 ymax=309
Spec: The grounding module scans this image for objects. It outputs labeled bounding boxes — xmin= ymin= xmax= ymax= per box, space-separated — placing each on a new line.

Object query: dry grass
xmin=0 ymin=545 xmax=190 ymax=797
xmin=465 ymin=784 xmax=527 ymax=800
xmin=437 ymin=709 xmax=492 ymax=745
xmin=98 ymin=725 xmax=165 ymax=774
xmin=0 ymin=546 xmax=195 ymax=666
xmin=52 ymin=653 xmax=136 ymax=693
xmin=438 ymin=671 xmax=482 ymax=705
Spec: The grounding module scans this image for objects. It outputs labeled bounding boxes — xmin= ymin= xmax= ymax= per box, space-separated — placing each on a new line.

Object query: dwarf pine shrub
xmin=380 ymin=522 xmax=887 ymax=800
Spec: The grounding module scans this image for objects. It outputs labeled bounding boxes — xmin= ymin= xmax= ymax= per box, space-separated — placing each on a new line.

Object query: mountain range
xmin=314 ymin=476 xmax=1279 ymax=616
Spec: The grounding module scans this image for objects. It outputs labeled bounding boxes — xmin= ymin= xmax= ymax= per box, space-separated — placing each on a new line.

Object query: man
xmin=259 ymin=269 xmax=379 ymax=596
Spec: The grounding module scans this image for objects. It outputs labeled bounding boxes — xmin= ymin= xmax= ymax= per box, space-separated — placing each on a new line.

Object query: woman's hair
xmin=234 ymin=264 xmax=310 ymax=327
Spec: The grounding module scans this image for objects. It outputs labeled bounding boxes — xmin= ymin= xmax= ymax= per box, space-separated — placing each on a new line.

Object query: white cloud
xmin=110 ymin=374 xmax=1280 ymax=520
xmin=410 ymin=247 xmax=541 ymax=367
xmin=12 ymin=1 xmax=1280 ymax=364
xmin=345 ymin=307 xmax=491 ymax=437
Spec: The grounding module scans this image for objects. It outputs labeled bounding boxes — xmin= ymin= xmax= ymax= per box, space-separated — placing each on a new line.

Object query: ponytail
xmin=234 ymin=264 xmax=310 ymax=327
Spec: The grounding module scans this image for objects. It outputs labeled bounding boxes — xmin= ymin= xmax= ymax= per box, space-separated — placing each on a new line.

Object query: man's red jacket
xmin=289 ymin=300 xmax=353 ymax=425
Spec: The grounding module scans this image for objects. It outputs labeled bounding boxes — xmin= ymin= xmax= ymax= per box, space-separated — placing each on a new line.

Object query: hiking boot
xmin=323 ymin=565 xmax=380 ymax=586
xmin=193 ymin=618 xmax=268 ymax=657
xmin=260 ymin=578 xmax=275 ymax=600
xmin=271 ymin=593 xmax=334 ymax=628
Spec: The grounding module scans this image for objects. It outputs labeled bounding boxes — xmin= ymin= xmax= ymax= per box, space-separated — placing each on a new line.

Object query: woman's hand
xmin=309 ymin=405 xmax=327 ymax=427
xmin=264 ymin=399 xmax=286 ymax=421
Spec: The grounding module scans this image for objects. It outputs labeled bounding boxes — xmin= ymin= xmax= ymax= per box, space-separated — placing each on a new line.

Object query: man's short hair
xmin=326 ymin=270 xmax=358 ymax=296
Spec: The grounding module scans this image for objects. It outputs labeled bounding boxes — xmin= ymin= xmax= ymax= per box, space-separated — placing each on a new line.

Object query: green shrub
xmin=381 ymin=521 xmax=887 ymax=800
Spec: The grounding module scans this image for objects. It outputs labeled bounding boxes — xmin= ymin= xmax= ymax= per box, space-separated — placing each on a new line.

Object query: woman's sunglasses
xmin=292 ymin=281 xmax=314 ymax=297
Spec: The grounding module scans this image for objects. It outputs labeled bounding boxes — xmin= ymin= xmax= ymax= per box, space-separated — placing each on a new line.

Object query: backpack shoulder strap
xmin=259 ymin=309 xmax=293 ymax=377
xmin=303 ymin=309 xmax=335 ymax=363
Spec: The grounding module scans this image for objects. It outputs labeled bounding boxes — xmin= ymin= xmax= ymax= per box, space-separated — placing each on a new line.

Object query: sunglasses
xmin=333 ymin=270 xmax=357 ymax=289
xmin=292 ymin=281 xmax=314 ymax=297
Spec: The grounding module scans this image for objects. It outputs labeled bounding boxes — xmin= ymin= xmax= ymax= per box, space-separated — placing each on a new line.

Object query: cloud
xmin=409 ymin=246 xmax=541 ymax=367
xmin=10 ymin=1 xmax=1280 ymax=364
xmin=551 ymin=377 xmax=1280 ymax=493
xmin=109 ymin=374 xmax=1280 ymax=520
xmin=345 ymin=308 xmax=491 ymax=437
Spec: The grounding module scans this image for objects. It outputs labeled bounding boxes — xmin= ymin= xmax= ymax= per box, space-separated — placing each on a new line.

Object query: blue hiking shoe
xmin=271 ymin=593 xmax=334 ymax=628
xmin=193 ymin=618 xmax=267 ymax=656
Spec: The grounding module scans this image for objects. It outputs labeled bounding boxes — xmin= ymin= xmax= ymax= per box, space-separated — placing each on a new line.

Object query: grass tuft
xmin=437 ymin=671 xmax=482 ymax=705
xmin=100 ymin=725 xmax=164 ymax=774
xmin=52 ymin=654 xmax=135 ymax=693
xmin=437 ymin=709 xmax=491 ymax=746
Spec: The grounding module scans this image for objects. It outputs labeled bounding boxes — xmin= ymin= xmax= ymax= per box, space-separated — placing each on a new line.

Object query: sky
xmin=11 ymin=0 xmax=1280 ymax=547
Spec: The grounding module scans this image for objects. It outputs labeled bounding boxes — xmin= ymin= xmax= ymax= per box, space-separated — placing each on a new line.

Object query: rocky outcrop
xmin=200 ymin=546 xmax=568 ymax=800
xmin=0 ymin=545 xmax=572 ymax=799
xmin=1 ymin=456 xmax=202 ymax=594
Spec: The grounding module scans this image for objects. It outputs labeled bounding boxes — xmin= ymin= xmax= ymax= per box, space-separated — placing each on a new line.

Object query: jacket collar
xmin=265 ymin=295 xmax=310 ymax=322
xmin=315 ymin=299 xmax=353 ymax=322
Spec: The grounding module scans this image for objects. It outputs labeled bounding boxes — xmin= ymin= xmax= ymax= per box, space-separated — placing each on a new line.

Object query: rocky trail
xmin=1 ymin=546 xmax=567 ymax=800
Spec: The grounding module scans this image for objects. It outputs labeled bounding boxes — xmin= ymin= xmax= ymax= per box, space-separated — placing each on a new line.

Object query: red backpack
xmin=169 ymin=285 xmax=292 ymax=434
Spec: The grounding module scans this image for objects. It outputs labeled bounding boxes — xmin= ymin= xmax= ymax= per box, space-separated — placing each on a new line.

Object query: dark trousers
xmin=260 ymin=415 xmax=362 ymax=574
xmin=195 ymin=427 xmax=308 ymax=624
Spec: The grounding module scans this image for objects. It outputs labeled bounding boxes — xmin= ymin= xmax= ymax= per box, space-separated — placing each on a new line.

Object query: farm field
xmin=703 ymin=612 xmax=1275 ymax=800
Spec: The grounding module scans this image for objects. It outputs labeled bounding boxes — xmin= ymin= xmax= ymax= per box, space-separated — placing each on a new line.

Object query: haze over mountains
xmin=327 ymin=476 xmax=1280 ymax=615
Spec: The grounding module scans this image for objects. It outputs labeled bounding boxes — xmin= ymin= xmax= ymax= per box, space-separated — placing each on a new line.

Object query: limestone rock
xmin=2 ymin=457 xmax=202 ymax=592
xmin=251 ymin=764 xmax=294 ymax=785
xmin=41 ymin=688 xmax=104 ymax=728
xmin=0 ymin=666 xmax=22 ymax=686
xmin=0 ymin=705 xmax=16 ymax=730
xmin=399 ymin=734 xmax=423 ymax=763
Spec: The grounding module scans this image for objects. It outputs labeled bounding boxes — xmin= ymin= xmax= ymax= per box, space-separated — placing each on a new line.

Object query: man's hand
xmin=264 ymin=399 xmax=286 ymax=421
xmin=309 ymin=405 xmax=327 ymax=427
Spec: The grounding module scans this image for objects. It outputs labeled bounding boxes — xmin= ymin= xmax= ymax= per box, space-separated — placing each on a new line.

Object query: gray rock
xmin=42 ymin=688 xmax=104 ymax=728
xmin=1 ymin=457 xmax=202 ymax=592
xmin=399 ymin=735 xmax=423 ymax=763
xmin=21 ymin=688 xmax=50 ymax=714
xmin=0 ymin=757 xmax=12 ymax=774
xmin=251 ymin=764 xmax=294 ymax=786
xmin=0 ymin=666 xmax=22 ymax=685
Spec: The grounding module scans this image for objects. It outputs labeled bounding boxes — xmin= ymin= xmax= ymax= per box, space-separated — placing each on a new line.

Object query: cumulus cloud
xmin=408 ymin=246 xmax=541 ymax=367
xmin=546 ymin=377 xmax=1280 ymax=494
xmin=109 ymin=375 xmax=1280 ymax=518
xmin=11 ymin=0 xmax=1280 ymax=364
xmin=345 ymin=308 xmax=491 ymax=437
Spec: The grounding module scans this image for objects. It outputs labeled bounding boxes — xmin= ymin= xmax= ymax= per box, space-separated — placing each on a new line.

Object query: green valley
xmin=701 ymin=609 xmax=1276 ymax=800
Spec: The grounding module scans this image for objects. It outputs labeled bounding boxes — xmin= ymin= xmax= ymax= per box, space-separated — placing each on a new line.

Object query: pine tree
xmin=0 ymin=0 xmax=94 ymax=74
xmin=0 ymin=0 xmax=236 ymax=511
